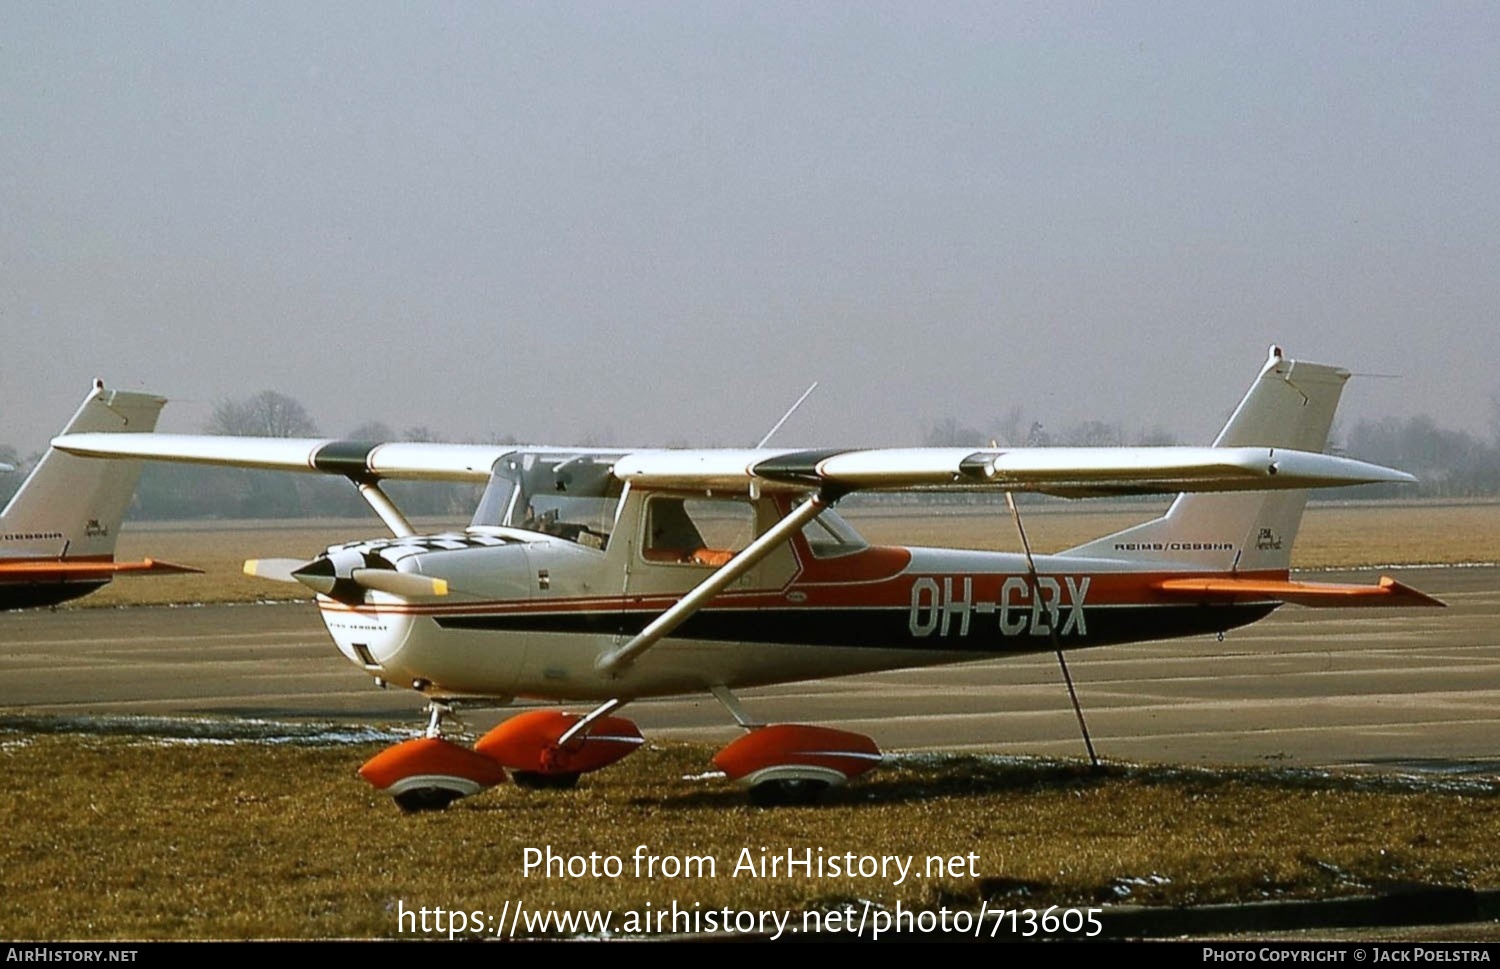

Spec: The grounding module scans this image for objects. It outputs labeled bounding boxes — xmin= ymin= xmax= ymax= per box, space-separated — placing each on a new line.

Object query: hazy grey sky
xmin=3 ymin=2 xmax=1497 ymax=454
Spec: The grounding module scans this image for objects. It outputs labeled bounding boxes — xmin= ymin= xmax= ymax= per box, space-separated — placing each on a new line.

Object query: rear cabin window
xmin=643 ymin=496 xmax=755 ymax=567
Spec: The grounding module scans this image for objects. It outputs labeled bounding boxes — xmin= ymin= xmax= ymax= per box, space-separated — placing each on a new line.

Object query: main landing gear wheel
xmin=511 ymin=770 xmax=582 ymax=790
xmin=392 ymin=786 xmax=464 ymax=813
xmin=748 ymin=778 xmax=829 ymax=807
xmin=712 ymin=724 xmax=883 ymax=806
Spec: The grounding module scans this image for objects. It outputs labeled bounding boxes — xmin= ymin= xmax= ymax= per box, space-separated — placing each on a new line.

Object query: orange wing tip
xmin=125 ymin=559 xmax=204 ymax=575
xmin=1374 ymin=576 xmax=1447 ymax=607
xmin=1154 ymin=575 xmax=1445 ymax=608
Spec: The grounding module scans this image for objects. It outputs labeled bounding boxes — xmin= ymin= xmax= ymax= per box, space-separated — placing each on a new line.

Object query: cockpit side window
xmin=643 ymin=495 xmax=755 ymax=567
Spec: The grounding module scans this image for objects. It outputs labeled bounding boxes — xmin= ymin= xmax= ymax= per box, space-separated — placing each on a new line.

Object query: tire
xmin=512 ymin=771 xmax=582 ymax=790
xmin=748 ymin=778 xmax=829 ymax=807
xmin=392 ymin=787 xmax=461 ymax=813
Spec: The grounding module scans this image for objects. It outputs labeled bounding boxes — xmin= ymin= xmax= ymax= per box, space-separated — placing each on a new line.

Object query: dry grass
xmin=85 ymin=501 xmax=1500 ymax=609
xmin=89 ymin=518 xmax=468 ymax=607
xmin=2 ymin=731 xmax=1497 ymax=939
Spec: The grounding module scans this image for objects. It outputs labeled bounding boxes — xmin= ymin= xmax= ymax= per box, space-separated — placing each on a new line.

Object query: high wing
xmin=57 ymin=344 xmax=1411 ymax=496
xmin=48 ymin=435 xmax=537 ymax=483
xmin=51 ymin=436 xmax=1411 ymax=497
xmin=611 ymin=445 xmax=1413 ymax=496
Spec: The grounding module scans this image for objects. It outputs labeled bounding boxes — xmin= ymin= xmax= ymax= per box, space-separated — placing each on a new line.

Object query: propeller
xmin=242 ymin=558 xmax=448 ymax=599
xmin=243 ymin=558 xmax=312 ymax=583
xmin=348 ymin=568 xmax=448 ymax=598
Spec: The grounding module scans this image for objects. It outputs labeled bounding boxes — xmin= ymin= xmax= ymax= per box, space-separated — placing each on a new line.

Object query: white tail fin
xmin=1062 ymin=347 xmax=1349 ymax=574
xmin=0 ymin=381 xmax=166 ymax=561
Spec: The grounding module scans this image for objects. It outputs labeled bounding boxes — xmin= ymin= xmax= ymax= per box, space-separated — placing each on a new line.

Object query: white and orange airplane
xmin=1 ymin=381 xmax=198 ymax=611
xmin=55 ymin=349 xmax=1440 ymax=809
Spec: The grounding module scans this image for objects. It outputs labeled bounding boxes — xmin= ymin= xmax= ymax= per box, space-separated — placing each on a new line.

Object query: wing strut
xmin=596 ymin=492 xmax=833 ymax=675
xmin=556 ymin=698 xmax=627 ymax=747
xmin=356 ymin=481 xmax=415 ymax=538
xmin=710 ymin=684 xmax=764 ymax=728
xmin=1005 ymin=492 xmax=1100 ymax=770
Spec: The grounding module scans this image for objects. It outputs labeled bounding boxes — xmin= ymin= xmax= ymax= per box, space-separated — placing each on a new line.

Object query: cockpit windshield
xmin=471 ymin=450 xmax=626 ymax=550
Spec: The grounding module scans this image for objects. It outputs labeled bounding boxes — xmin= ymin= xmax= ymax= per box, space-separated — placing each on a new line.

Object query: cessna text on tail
xmin=1 ymin=381 xmax=198 ymax=610
xmin=54 ymin=348 xmax=1441 ymax=808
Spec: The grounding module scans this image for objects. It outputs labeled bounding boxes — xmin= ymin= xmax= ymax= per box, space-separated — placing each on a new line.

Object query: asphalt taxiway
xmin=3 ymin=565 xmax=1496 ymax=775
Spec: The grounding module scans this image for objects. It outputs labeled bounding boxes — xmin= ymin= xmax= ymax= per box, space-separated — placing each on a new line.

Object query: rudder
xmin=1062 ymin=347 xmax=1349 ymax=574
xmin=0 ymin=381 xmax=166 ymax=561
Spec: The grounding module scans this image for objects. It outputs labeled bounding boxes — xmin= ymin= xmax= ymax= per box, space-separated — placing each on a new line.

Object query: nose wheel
xmin=358 ymin=701 xmax=506 ymax=812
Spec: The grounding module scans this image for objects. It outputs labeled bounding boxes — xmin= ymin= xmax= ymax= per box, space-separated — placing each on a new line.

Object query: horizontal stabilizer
xmin=0 ymin=558 xmax=200 ymax=580
xmin=106 ymin=558 xmax=201 ymax=576
xmin=1153 ymin=575 xmax=1445 ymax=608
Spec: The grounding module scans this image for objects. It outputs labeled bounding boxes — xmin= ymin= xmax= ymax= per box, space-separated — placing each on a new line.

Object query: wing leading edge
xmin=611 ymin=445 xmax=1414 ymax=497
xmin=51 ymin=435 xmax=545 ymax=484
xmin=53 ymin=434 xmax=1413 ymax=498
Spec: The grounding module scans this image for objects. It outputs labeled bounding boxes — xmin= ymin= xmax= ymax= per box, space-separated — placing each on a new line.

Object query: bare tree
xmin=346 ymin=421 xmax=395 ymax=442
xmin=0 ymin=444 xmax=20 ymax=506
xmin=206 ymin=391 xmax=318 ymax=437
xmin=1062 ymin=420 xmax=1124 ymax=447
xmin=990 ymin=405 xmax=1026 ymax=446
xmin=1132 ymin=426 xmax=1178 ymax=446
xmin=924 ymin=417 xmax=986 ymax=447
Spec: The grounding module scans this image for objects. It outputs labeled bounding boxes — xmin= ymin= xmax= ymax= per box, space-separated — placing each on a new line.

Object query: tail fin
xmin=0 ymin=380 xmax=166 ymax=561
xmin=1062 ymin=347 xmax=1349 ymax=574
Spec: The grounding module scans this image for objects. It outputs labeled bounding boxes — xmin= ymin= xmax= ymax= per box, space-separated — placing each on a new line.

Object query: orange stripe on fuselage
xmin=314 ymin=568 xmax=1293 ymax=617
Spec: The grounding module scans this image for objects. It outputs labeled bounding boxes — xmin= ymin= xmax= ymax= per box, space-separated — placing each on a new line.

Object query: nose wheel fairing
xmin=358 ymin=736 xmax=509 ymax=812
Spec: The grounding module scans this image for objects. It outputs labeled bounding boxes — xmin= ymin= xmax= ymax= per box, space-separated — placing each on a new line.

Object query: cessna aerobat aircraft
xmin=1 ymin=381 xmax=198 ymax=610
xmin=55 ymin=348 xmax=1440 ymax=809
